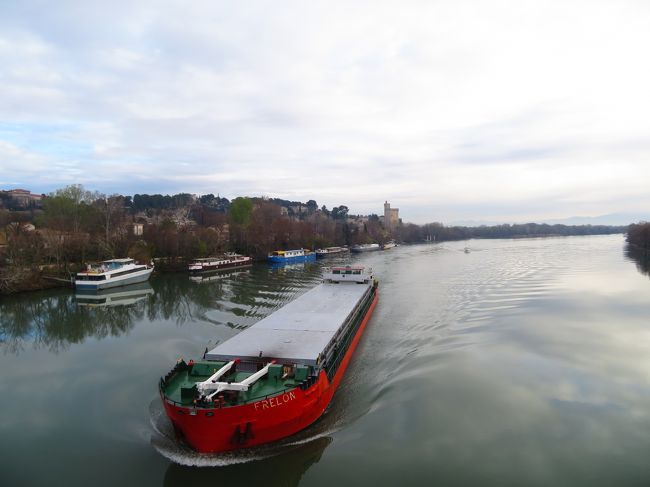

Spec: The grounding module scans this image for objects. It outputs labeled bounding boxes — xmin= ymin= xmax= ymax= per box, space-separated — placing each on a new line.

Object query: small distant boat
xmin=350 ymin=243 xmax=381 ymax=253
xmin=74 ymin=258 xmax=153 ymax=291
xmin=268 ymin=249 xmax=316 ymax=264
xmin=382 ymin=241 xmax=397 ymax=250
xmin=188 ymin=253 xmax=252 ymax=273
xmin=464 ymin=247 xmax=470 ymax=253
xmin=315 ymin=246 xmax=349 ymax=258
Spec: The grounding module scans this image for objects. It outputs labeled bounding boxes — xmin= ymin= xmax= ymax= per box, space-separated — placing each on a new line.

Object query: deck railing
xmin=322 ymin=282 xmax=377 ymax=381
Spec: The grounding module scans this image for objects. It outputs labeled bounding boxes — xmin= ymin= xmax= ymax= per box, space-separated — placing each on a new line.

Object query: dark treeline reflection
xmin=0 ymin=265 xmax=324 ymax=355
xmin=625 ymin=244 xmax=650 ymax=278
xmin=0 ymin=290 xmax=146 ymax=355
xmin=145 ymin=270 xmax=263 ymax=328
xmin=146 ymin=268 xmax=313 ymax=328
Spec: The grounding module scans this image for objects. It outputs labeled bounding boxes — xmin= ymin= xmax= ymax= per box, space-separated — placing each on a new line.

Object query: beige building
xmin=383 ymin=201 xmax=399 ymax=231
xmin=2 ymin=189 xmax=43 ymax=208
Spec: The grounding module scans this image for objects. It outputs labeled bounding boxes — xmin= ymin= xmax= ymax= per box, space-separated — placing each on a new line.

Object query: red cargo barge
xmin=159 ymin=265 xmax=378 ymax=453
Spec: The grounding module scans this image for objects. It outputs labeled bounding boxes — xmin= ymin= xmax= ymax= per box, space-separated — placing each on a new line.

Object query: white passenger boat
xmin=350 ymin=243 xmax=381 ymax=253
xmin=382 ymin=241 xmax=397 ymax=250
xmin=74 ymin=258 xmax=154 ymax=291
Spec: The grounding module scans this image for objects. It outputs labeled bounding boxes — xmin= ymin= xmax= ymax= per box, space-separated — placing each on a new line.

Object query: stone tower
xmin=384 ymin=201 xmax=399 ymax=231
xmin=384 ymin=201 xmax=391 ymax=230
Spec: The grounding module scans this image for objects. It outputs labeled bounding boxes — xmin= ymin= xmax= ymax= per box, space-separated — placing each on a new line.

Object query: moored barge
xmin=188 ymin=253 xmax=252 ymax=272
xmin=267 ymin=248 xmax=316 ymax=264
xmin=159 ymin=265 xmax=378 ymax=453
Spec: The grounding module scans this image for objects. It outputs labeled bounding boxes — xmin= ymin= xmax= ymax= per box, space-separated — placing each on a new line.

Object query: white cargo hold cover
xmin=205 ymin=280 xmax=373 ymax=365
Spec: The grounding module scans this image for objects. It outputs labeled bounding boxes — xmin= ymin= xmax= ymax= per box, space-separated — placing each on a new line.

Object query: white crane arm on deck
xmin=200 ymin=361 xmax=276 ymax=400
xmin=196 ymin=360 xmax=237 ymax=393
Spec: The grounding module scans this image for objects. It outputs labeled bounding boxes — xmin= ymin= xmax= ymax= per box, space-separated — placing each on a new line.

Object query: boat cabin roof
xmin=101 ymin=258 xmax=134 ymax=264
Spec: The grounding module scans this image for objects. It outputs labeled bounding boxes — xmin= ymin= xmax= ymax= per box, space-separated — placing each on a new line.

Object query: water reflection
xmin=75 ymin=282 xmax=154 ymax=307
xmin=0 ymin=289 xmax=146 ymax=355
xmin=624 ymin=244 xmax=650 ymax=277
xmin=268 ymin=261 xmax=311 ymax=271
xmin=0 ymin=263 xmax=328 ymax=356
xmin=188 ymin=268 xmax=250 ymax=283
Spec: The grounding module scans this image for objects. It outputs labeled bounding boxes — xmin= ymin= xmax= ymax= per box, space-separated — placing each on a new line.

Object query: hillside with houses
xmin=0 ymin=185 xmax=399 ymax=293
xmin=0 ymin=184 xmax=629 ymax=294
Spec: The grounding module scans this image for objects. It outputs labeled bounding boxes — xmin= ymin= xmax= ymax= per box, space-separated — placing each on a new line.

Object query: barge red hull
xmin=162 ymin=293 xmax=378 ymax=453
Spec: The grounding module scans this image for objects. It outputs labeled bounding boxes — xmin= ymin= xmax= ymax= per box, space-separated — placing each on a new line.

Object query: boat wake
xmin=149 ymin=399 xmax=340 ymax=467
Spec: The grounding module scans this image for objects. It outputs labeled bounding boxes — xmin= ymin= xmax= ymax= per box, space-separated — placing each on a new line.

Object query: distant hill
xmin=448 ymin=219 xmax=502 ymax=227
xmin=449 ymin=213 xmax=649 ymax=227
xmin=542 ymin=213 xmax=649 ymax=226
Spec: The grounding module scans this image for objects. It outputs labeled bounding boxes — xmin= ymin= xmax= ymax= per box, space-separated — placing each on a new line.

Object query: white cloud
xmin=0 ymin=0 xmax=649 ymax=222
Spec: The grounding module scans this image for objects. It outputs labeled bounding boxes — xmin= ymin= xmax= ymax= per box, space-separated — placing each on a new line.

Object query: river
xmin=1 ymin=234 xmax=650 ymax=486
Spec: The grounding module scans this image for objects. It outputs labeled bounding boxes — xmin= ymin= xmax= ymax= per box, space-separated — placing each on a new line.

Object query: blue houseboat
xmin=268 ymin=249 xmax=316 ymax=264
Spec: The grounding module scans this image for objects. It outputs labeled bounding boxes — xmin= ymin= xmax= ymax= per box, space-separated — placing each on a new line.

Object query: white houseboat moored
xmin=74 ymin=258 xmax=154 ymax=291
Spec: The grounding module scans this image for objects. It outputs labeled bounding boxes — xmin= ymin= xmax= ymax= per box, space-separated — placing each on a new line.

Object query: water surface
xmin=2 ymin=235 xmax=650 ymax=486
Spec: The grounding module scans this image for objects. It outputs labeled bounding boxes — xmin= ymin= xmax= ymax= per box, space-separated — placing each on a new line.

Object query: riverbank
xmin=2 ymin=254 xmax=281 ymax=295
xmin=0 ymin=230 xmax=634 ymax=296
xmin=1 ymin=259 xmax=189 ymax=295
xmin=0 ymin=267 xmax=69 ymax=295
xmin=1 ymin=257 xmax=236 ymax=294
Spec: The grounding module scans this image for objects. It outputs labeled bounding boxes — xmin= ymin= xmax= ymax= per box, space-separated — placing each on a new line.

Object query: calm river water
xmin=2 ymin=235 xmax=650 ymax=486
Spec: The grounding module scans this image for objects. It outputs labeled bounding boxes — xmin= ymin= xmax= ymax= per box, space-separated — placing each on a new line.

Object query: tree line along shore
xmin=0 ymin=185 xmax=634 ymax=295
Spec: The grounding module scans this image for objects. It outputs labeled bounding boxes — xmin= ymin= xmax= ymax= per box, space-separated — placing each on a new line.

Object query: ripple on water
xmin=362 ymin=240 xmax=592 ymax=413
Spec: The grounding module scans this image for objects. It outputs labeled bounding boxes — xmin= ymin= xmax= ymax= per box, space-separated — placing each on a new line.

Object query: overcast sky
xmin=1 ymin=0 xmax=649 ymax=224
